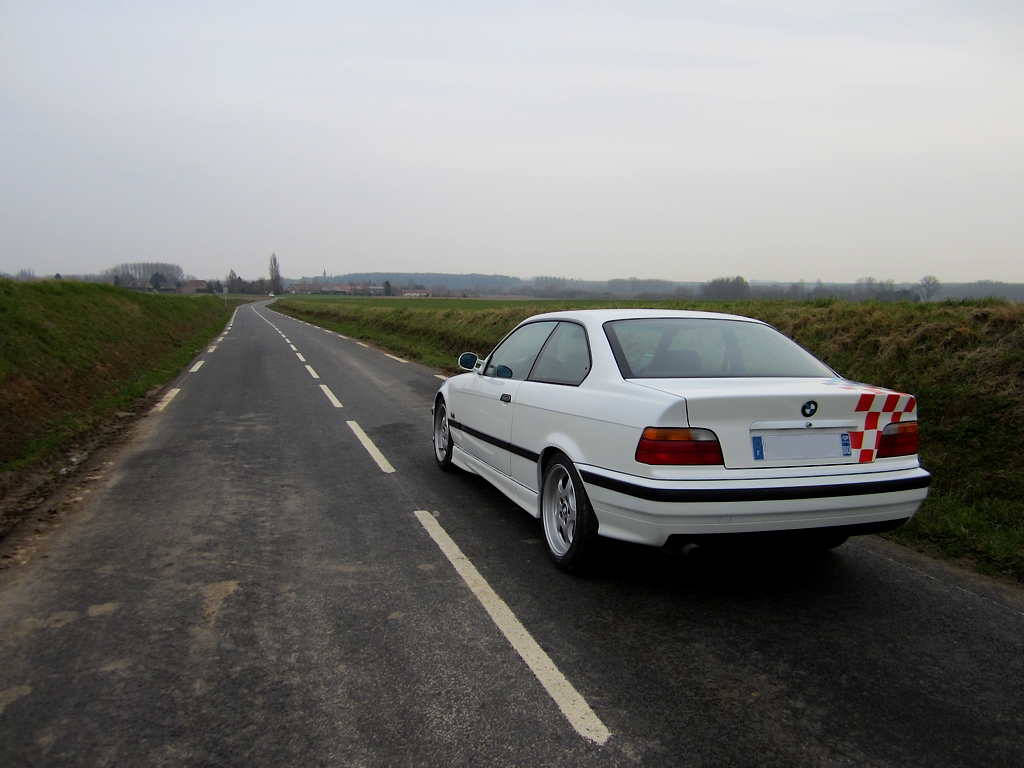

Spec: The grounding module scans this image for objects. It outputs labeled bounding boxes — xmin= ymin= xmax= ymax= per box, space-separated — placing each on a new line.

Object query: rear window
xmin=603 ymin=318 xmax=835 ymax=378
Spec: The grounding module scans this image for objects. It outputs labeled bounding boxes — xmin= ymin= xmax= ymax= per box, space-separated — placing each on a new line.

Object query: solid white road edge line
xmin=413 ymin=510 xmax=611 ymax=745
xmin=319 ymin=384 xmax=343 ymax=408
xmin=190 ymin=361 xmax=205 ymax=372
xmin=296 ymin=353 xmax=306 ymax=362
xmin=305 ymin=365 xmax=320 ymax=379
xmin=346 ymin=421 xmax=395 ymax=473
xmin=152 ymin=388 xmax=180 ymax=412
xmin=385 ymin=353 xmax=408 ymax=363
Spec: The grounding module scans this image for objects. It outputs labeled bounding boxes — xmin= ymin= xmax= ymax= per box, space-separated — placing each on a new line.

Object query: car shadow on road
xmin=583 ymin=536 xmax=854 ymax=598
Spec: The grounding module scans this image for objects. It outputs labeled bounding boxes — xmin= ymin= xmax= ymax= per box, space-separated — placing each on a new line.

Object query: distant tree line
xmin=225 ymin=270 xmax=271 ymax=294
xmin=103 ymin=262 xmax=186 ymax=288
xmin=223 ymin=256 xmax=284 ymax=295
xmin=312 ymin=272 xmax=962 ymax=302
xmin=686 ymin=276 xmax=931 ymax=302
xmin=9 ymin=261 xmax=1024 ymax=303
xmin=1 ymin=255 xmax=288 ymax=297
xmin=513 ymin=275 xmax=944 ymax=302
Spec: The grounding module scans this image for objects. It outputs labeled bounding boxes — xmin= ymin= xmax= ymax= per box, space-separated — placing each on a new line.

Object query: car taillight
xmin=635 ymin=427 xmax=724 ymax=465
xmin=876 ymin=421 xmax=919 ymax=458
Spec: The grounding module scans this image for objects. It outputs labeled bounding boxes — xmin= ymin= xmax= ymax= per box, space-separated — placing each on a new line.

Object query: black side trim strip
xmin=579 ymin=470 xmax=931 ymax=504
xmin=447 ymin=420 xmax=541 ymax=463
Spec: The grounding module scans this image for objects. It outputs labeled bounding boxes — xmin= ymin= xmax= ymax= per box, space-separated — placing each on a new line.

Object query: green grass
xmin=272 ymin=296 xmax=1024 ymax=582
xmin=0 ymin=280 xmax=236 ymax=481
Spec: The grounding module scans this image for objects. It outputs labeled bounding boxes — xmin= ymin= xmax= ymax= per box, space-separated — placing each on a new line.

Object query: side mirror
xmin=458 ymin=352 xmax=479 ymax=371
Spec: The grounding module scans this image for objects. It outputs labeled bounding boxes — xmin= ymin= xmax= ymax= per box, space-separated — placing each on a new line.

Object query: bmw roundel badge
xmin=801 ymin=400 xmax=818 ymax=418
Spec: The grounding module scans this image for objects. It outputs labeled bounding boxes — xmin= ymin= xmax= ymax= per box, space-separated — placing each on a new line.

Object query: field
xmin=273 ymin=295 xmax=1024 ymax=582
xmin=0 ymin=280 xmax=236 ymax=495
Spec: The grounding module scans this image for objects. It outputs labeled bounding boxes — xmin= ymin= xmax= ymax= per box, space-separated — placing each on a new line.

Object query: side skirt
xmin=451 ymin=445 xmax=540 ymax=518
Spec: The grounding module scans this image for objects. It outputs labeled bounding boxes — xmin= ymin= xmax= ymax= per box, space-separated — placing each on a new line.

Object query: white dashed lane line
xmin=190 ymin=361 xmax=205 ymax=373
xmin=414 ymin=510 xmax=611 ymax=745
xmin=259 ymin=302 xmax=612 ymax=745
xmin=320 ymin=385 xmax=343 ymax=408
xmin=346 ymin=421 xmax=395 ymax=473
xmin=435 ymin=375 xmax=449 ymax=381
xmin=257 ymin=312 xmax=458 ymax=475
xmin=152 ymin=388 xmax=180 ymax=412
xmin=208 ymin=345 xmax=217 ymax=352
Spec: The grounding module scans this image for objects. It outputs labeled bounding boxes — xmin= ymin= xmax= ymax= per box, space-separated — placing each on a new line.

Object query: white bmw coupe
xmin=432 ymin=309 xmax=931 ymax=571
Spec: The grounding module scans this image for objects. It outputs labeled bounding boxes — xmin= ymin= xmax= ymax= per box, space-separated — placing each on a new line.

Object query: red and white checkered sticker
xmin=845 ymin=388 xmax=917 ymax=463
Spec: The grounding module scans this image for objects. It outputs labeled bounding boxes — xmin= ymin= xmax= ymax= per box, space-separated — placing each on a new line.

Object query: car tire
xmin=541 ymin=453 xmax=600 ymax=572
xmin=433 ymin=398 xmax=455 ymax=471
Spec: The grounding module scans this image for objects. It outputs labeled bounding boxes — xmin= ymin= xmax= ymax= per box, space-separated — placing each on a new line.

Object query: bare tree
xmin=269 ymin=254 xmax=283 ymax=294
xmin=919 ymin=275 xmax=941 ymax=301
xmin=226 ymin=269 xmax=244 ymax=293
xmin=104 ymin=262 xmax=184 ymax=284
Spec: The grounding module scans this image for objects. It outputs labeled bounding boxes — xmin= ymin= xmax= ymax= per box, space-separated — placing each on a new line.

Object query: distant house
xmin=178 ymin=280 xmax=208 ymax=294
xmin=400 ymin=290 xmax=430 ymax=297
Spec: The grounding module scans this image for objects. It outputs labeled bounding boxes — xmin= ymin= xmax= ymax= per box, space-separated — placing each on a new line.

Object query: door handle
xmin=500 ymin=393 xmax=512 ymax=403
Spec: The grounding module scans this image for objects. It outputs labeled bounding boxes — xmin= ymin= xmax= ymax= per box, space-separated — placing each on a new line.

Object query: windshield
xmin=604 ymin=318 xmax=835 ymax=378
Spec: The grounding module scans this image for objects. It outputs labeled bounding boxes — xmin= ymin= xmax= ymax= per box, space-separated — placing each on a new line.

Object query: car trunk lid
xmin=635 ymin=378 xmax=917 ymax=469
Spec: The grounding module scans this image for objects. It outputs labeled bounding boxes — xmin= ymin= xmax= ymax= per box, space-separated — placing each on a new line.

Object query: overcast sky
xmin=2 ymin=1 xmax=1022 ymax=284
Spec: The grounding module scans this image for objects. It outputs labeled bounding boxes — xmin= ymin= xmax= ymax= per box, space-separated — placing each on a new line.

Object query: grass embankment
xmin=0 ymin=280 xmax=234 ymax=488
xmin=273 ymin=296 xmax=1024 ymax=582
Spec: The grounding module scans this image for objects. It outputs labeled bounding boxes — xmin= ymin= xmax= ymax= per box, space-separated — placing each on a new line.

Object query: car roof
xmin=518 ymin=308 xmax=767 ymax=327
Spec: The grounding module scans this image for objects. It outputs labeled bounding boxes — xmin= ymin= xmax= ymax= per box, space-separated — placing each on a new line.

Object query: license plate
xmin=753 ymin=433 xmax=851 ymax=461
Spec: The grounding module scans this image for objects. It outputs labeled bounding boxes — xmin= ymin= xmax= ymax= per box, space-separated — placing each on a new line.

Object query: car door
xmin=457 ymin=321 xmax=557 ymax=476
xmin=511 ymin=321 xmax=593 ymax=489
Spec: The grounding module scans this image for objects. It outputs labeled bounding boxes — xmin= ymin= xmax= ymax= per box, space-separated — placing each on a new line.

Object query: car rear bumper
xmin=578 ymin=465 xmax=931 ymax=547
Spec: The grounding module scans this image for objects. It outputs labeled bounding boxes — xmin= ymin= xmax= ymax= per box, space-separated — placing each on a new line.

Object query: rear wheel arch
xmin=536 ymin=446 xmax=576 ymax=504
xmin=535 ymin=438 xmax=586 ymax=487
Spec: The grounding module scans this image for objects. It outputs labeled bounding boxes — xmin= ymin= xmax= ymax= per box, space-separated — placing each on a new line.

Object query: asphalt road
xmin=1 ymin=301 xmax=1022 ymax=767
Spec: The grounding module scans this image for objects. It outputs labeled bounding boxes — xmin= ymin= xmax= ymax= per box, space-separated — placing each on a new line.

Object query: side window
xmin=484 ymin=322 xmax=557 ymax=380
xmin=529 ymin=322 xmax=591 ymax=386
